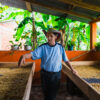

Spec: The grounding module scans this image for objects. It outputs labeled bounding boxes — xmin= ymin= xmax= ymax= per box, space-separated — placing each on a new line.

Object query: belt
xmin=41 ymin=69 xmax=61 ymax=74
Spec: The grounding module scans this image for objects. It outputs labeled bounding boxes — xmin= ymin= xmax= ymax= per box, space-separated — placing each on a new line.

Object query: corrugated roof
xmin=0 ymin=0 xmax=100 ymax=23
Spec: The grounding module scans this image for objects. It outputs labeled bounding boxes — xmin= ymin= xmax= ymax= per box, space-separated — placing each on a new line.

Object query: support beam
xmin=25 ymin=1 xmax=37 ymax=50
xmin=90 ymin=18 xmax=100 ymax=23
xmin=90 ymin=23 xmax=97 ymax=49
xmin=25 ymin=1 xmax=32 ymax=12
xmin=59 ymin=0 xmax=100 ymax=12
xmin=24 ymin=0 xmax=93 ymax=20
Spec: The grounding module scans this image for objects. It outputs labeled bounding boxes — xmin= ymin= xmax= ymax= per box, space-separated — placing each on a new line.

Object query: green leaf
xmin=15 ymin=25 xmax=25 ymax=41
xmin=35 ymin=21 xmax=46 ymax=30
xmin=9 ymin=41 xmax=14 ymax=45
xmin=42 ymin=14 xmax=49 ymax=22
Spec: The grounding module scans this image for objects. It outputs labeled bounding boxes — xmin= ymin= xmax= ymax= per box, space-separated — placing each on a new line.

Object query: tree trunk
xmin=64 ymin=22 xmax=70 ymax=50
xmin=60 ymin=26 xmax=66 ymax=47
xmin=32 ymin=12 xmax=37 ymax=50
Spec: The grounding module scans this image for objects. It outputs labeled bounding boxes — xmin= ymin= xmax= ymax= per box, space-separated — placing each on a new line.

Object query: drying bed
xmin=74 ymin=65 xmax=100 ymax=93
xmin=62 ymin=61 xmax=100 ymax=100
xmin=0 ymin=63 xmax=32 ymax=100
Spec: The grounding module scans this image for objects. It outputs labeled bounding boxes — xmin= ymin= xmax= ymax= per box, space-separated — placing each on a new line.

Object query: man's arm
xmin=18 ymin=53 xmax=32 ymax=67
xmin=65 ymin=61 xmax=77 ymax=74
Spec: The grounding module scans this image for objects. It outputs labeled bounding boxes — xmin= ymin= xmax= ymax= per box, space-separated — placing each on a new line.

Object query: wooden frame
xmin=59 ymin=0 xmax=100 ymax=12
xmin=90 ymin=18 xmax=100 ymax=23
xmin=22 ymin=62 xmax=35 ymax=100
xmin=62 ymin=61 xmax=100 ymax=100
xmin=0 ymin=62 xmax=35 ymax=100
xmin=25 ymin=1 xmax=32 ymax=12
xmin=70 ymin=61 xmax=100 ymax=65
xmin=24 ymin=0 xmax=93 ymax=20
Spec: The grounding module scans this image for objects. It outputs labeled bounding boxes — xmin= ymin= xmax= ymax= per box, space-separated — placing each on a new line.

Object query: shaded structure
xmin=0 ymin=0 xmax=100 ymax=23
xmin=0 ymin=1 xmax=100 ymax=100
xmin=0 ymin=0 xmax=100 ymax=49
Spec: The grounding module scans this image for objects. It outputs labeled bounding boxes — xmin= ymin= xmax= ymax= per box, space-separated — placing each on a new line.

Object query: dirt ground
xmin=30 ymin=82 xmax=89 ymax=100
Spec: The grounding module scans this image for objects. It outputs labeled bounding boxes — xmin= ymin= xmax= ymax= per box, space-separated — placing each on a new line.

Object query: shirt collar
xmin=47 ymin=42 xmax=57 ymax=47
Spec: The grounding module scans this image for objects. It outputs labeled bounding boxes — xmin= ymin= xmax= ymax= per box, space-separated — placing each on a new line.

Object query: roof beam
xmin=90 ymin=18 xmax=100 ymax=23
xmin=25 ymin=1 xmax=32 ymax=12
xmin=59 ymin=0 xmax=100 ymax=12
xmin=24 ymin=0 xmax=93 ymax=20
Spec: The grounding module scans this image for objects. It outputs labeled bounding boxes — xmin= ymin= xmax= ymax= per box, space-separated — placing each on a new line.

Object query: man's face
xmin=46 ymin=32 xmax=57 ymax=45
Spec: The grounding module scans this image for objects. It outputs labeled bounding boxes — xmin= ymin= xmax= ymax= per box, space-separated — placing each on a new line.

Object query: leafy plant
xmin=94 ymin=42 xmax=100 ymax=50
xmin=9 ymin=40 xmax=22 ymax=48
xmin=0 ymin=4 xmax=91 ymax=50
xmin=67 ymin=40 xmax=75 ymax=46
xmin=25 ymin=37 xmax=32 ymax=46
xmin=95 ymin=42 xmax=100 ymax=47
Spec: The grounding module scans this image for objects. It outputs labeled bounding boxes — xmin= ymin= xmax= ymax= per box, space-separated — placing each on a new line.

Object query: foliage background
xmin=0 ymin=3 xmax=94 ymax=50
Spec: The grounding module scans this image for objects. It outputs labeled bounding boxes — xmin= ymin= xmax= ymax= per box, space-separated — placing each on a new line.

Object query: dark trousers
xmin=41 ymin=69 xmax=61 ymax=100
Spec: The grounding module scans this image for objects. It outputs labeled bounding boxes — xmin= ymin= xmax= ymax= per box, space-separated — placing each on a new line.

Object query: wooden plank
xmin=90 ymin=18 xmax=100 ymax=23
xmin=62 ymin=62 xmax=100 ymax=100
xmin=59 ymin=0 xmax=100 ymax=12
xmin=22 ymin=62 xmax=35 ymax=100
xmin=70 ymin=51 xmax=90 ymax=61
xmin=70 ymin=61 xmax=100 ymax=66
xmin=90 ymin=23 xmax=97 ymax=49
xmin=24 ymin=0 xmax=93 ymax=20
xmin=25 ymin=1 xmax=32 ymax=12
xmin=0 ymin=0 xmax=27 ymax=10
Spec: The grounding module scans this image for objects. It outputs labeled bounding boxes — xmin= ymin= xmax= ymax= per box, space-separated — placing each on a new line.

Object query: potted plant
xmin=24 ymin=37 xmax=32 ymax=51
xmin=9 ymin=41 xmax=22 ymax=50
xmin=95 ymin=42 xmax=100 ymax=51
xmin=67 ymin=40 xmax=75 ymax=50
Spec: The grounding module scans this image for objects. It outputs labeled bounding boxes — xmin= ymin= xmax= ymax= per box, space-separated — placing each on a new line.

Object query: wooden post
xmin=25 ymin=1 xmax=37 ymax=50
xmin=25 ymin=2 xmax=32 ymax=12
xmin=90 ymin=22 xmax=97 ymax=49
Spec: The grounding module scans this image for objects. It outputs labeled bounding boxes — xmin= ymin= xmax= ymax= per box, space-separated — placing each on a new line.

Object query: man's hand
xmin=18 ymin=53 xmax=32 ymax=67
xmin=18 ymin=55 xmax=25 ymax=67
xmin=65 ymin=61 xmax=78 ymax=75
xmin=71 ymin=69 xmax=78 ymax=75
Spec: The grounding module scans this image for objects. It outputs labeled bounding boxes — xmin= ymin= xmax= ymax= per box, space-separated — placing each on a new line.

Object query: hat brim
xmin=42 ymin=30 xmax=61 ymax=41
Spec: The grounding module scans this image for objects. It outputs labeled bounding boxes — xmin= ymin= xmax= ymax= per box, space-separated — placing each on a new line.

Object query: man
xmin=18 ymin=28 xmax=76 ymax=100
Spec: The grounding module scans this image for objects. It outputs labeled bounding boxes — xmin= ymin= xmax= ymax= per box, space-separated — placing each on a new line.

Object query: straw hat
xmin=43 ymin=28 xmax=61 ymax=41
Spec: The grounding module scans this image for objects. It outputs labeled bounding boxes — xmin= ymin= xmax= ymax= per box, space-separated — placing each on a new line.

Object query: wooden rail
xmin=70 ymin=61 xmax=100 ymax=65
xmin=22 ymin=63 xmax=35 ymax=100
xmin=62 ymin=62 xmax=100 ymax=100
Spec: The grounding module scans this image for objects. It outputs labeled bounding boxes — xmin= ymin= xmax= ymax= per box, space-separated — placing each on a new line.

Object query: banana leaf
xmin=15 ymin=25 xmax=25 ymax=41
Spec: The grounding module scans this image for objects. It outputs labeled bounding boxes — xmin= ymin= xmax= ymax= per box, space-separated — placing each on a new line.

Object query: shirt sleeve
xmin=62 ymin=46 xmax=69 ymax=62
xmin=31 ymin=46 xmax=42 ymax=60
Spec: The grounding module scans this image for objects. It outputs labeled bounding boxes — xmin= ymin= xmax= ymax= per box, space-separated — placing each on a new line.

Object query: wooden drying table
xmin=62 ymin=61 xmax=100 ymax=100
xmin=0 ymin=62 xmax=35 ymax=100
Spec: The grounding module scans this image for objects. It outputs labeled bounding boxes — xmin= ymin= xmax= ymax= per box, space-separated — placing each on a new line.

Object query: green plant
xmin=24 ymin=37 xmax=32 ymax=46
xmin=94 ymin=42 xmax=100 ymax=50
xmin=0 ymin=4 xmax=90 ymax=50
xmin=95 ymin=42 xmax=100 ymax=47
xmin=9 ymin=40 xmax=22 ymax=48
xmin=67 ymin=40 xmax=75 ymax=46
